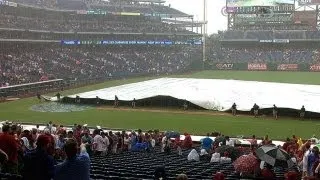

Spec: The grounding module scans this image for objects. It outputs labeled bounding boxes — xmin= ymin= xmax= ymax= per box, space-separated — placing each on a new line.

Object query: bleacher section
xmin=89 ymin=146 xmax=297 ymax=180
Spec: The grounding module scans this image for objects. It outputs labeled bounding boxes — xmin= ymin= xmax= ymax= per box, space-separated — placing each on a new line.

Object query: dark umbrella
xmin=214 ymin=136 xmax=226 ymax=144
xmin=255 ymin=145 xmax=294 ymax=168
xmin=165 ymin=131 xmax=180 ymax=138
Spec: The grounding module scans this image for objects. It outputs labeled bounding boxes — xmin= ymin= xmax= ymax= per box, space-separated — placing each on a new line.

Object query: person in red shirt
xmin=285 ymin=171 xmax=298 ymax=180
xmin=183 ymin=133 xmax=193 ymax=149
xmin=0 ymin=124 xmax=19 ymax=174
xmin=43 ymin=129 xmax=55 ymax=156
xmin=214 ymin=172 xmax=225 ymax=180
xmin=261 ymin=135 xmax=272 ymax=146
xmin=261 ymin=165 xmax=275 ymax=180
xmin=282 ymin=138 xmax=291 ymax=152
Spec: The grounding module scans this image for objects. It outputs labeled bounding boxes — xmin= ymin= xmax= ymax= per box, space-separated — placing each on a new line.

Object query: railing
xmin=0 ymin=71 xmax=187 ymax=99
xmin=0 ymin=79 xmax=64 ymax=98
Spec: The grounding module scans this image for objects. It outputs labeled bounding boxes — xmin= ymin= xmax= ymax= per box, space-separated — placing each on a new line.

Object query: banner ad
xmin=277 ymin=64 xmax=298 ymax=71
xmin=248 ymin=63 xmax=267 ymax=70
xmin=216 ymin=63 xmax=234 ymax=70
xmin=310 ymin=64 xmax=320 ymax=72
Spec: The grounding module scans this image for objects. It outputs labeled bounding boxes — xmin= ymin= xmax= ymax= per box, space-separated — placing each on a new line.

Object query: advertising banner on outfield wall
xmin=277 ymin=64 xmax=298 ymax=71
xmin=310 ymin=64 xmax=320 ymax=71
xmin=215 ymin=63 xmax=234 ymax=70
xmin=248 ymin=63 xmax=267 ymax=71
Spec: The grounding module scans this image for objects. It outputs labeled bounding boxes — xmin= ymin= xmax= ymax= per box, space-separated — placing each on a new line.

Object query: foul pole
xmin=202 ymin=0 xmax=207 ymax=70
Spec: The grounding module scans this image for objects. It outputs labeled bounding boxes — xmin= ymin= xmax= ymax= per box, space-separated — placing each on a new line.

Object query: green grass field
xmin=1 ymin=71 xmax=320 ymax=140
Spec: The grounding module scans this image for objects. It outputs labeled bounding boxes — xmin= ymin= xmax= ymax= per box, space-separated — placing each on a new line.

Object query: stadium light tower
xmin=202 ymin=0 xmax=207 ymax=70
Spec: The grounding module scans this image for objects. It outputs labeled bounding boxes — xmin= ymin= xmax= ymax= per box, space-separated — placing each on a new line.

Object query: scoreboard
xmin=227 ymin=0 xmax=294 ymax=7
xmin=227 ymin=4 xmax=295 ymax=13
xmin=226 ymin=0 xmax=296 ymax=28
xmin=234 ymin=13 xmax=292 ymax=25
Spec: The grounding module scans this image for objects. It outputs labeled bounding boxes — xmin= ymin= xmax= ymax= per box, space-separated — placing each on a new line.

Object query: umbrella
xmin=233 ymin=154 xmax=259 ymax=174
xmin=165 ymin=131 xmax=180 ymax=138
xmin=214 ymin=136 xmax=226 ymax=144
xmin=255 ymin=145 xmax=294 ymax=168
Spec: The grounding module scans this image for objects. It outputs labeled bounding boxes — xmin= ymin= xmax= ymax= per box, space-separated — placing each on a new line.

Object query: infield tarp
xmin=57 ymin=78 xmax=320 ymax=113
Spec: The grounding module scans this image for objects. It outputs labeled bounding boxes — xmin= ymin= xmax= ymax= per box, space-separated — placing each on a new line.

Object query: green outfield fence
xmin=207 ymin=63 xmax=320 ymax=72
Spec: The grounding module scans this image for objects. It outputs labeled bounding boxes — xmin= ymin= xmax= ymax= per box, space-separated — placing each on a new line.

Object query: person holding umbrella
xmin=255 ymin=145 xmax=295 ymax=169
xmin=233 ymin=153 xmax=259 ymax=176
xmin=261 ymin=164 xmax=275 ymax=179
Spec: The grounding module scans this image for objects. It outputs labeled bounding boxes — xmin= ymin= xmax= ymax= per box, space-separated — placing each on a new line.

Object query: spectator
xmin=250 ymin=135 xmax=258 ymax=148
xmin=154 ymin=166 xmax=166 ymax=180
xmin=225 ymin=136 xmax=234 ymax=147
xmin=214 ymin=172 xmax=225 ymax=180
xmin=54 ymin=139 xmax=90 ymax=180
xmin=261 ymin=164 xmax=275 ymax=179
xmin=22 ymin=135 xmax=55 ymax=180
xmin=101 ymin=132 xmax=110 ymax=155
xmin=187 ymin=149 xmax=199 ymax=161
xmin=177 ymin=173 xmax=188 ymax=180
xmin=302 ymin=143 xmax=311 ymax=178
xmin=282 ymin=138 xmax=292 ymax=152
xmin=123 ymin=133 xmax=130 ymax=151
xmin=0 ymin=125 xmax=19 ymax=174
xmin=183 ymin=133 xmax=193 ymax=149
xmin=92 ymin=129 xmax=104 ymax=155
xmin=81 ymin=131 xmax=93 ymax=155
xmin=0 ymin=148 xmax=8 ymax=165
xmin=261 ymin=135 xmax=272 ymax=146
xmin=109 ymin=131 xmax=118 ymax=154
xmin=201 ymin=133 xmax=213 ymax=152
xmin=307 ymin=146 xmax=320 ymax=176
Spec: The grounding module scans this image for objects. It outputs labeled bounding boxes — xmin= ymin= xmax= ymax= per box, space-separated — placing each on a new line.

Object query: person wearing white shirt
xmin=225 ymin=136 xmax=234 ymax=147
xmin=124 ymin=134 xmax=131 ymax=150
xmin=101 ymin=132 xmax=109 ymax=155
xmin=161 ymin=136 xmax=169 ymax=152
xmin=302 ymin=143 xmax=311 ymax=178
xmin=93 ymin=129 xmax=105 ymax=155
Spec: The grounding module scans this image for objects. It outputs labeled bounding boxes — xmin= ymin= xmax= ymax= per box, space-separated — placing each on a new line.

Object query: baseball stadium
xmin=1 ymin=0 xmax=320 ymax=179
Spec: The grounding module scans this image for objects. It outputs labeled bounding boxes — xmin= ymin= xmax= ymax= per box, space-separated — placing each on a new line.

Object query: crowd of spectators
xmin=0 ymin=45 xmax=201 ymax=86
xmin=210 ymin=47 xmax=319 ymax=64
xmin=87 ymin=1 xmax=185 ymax=15
xmin=221 ymin=29 xmax=320 ymax=40
xmin=14 ymin=0 xmax=58 ymax=9
xmin=0 ymin=121 xmax=318 ymax=179
xmin=0 ymin=14 xmax=191 ymax=34
xmin=234 ymin=24 xmax=316 ymax=31
xmin=14 ymin=0 xmax=186 ymax=15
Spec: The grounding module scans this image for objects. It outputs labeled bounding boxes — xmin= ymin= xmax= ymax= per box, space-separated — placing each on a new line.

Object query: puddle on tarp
xmin=30 ymin=102 xmax=92 ymax=112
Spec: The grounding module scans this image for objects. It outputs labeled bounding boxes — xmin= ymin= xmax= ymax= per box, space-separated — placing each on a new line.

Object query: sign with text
xmin=216 ymin=63 xmax=234 ymax=70
xmin=310 ymin=64 xmax=320 ymax=71
xmin=248 ymin=63 xmax=267 ymax=70
xmin=277 ymin=64 xmax=298 ymax=71
xmin=298 ymin=0 xmax=320 ymax=5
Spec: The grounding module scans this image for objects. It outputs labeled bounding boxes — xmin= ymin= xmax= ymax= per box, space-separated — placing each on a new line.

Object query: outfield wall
xmin=208 ymin=63 xmax=320 ymax=72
